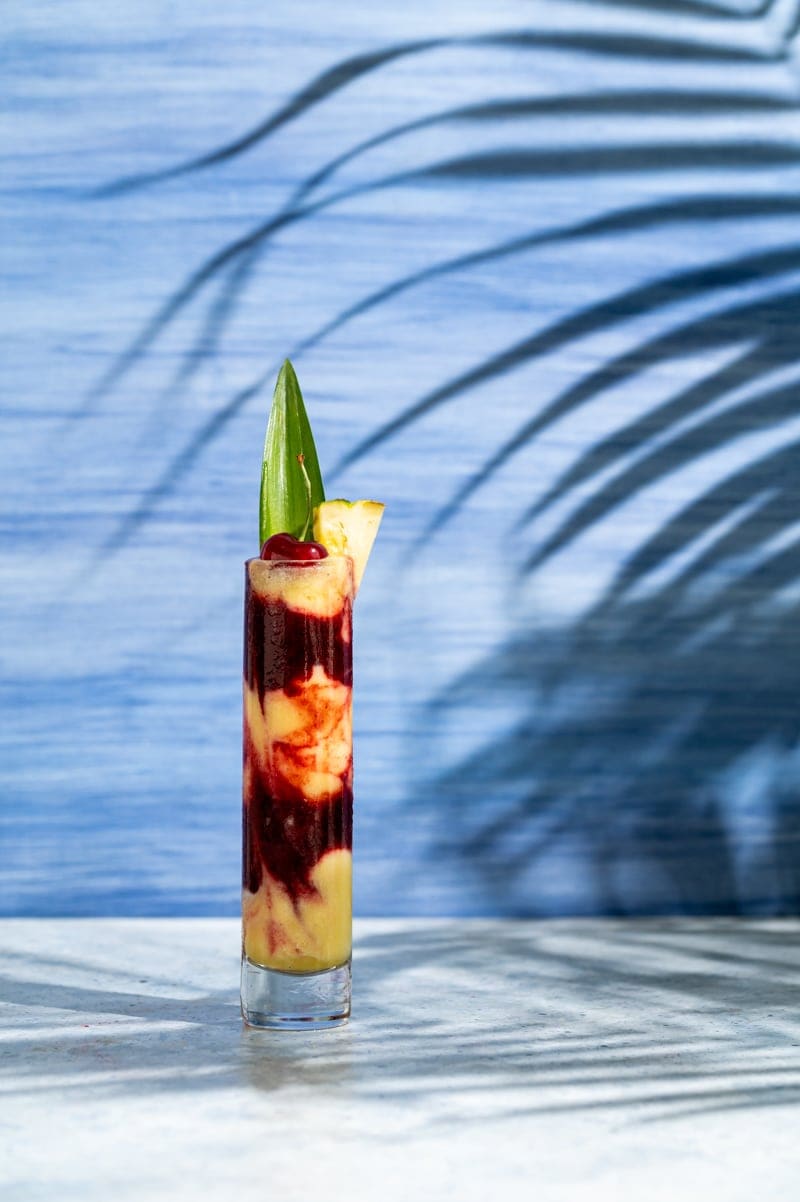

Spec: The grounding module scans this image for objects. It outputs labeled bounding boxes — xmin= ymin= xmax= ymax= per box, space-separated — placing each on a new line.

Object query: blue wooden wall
xmin=3 ymin=0 xmax=800 ymax=915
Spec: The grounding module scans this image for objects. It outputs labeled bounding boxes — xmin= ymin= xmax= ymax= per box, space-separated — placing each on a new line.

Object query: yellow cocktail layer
xmin=243 ymin=666 xmax=352 ymax=804
xmin=242 ymin=848 xmax=352 ymax=973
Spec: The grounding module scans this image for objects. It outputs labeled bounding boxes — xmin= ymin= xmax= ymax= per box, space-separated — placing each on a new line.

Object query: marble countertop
xmin=3 ymin=918 xmax=800 ymax=1201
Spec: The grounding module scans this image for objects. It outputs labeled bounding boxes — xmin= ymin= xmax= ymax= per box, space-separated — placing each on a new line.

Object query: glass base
xmin=240 ymin=956 xmax=351 ymax=1029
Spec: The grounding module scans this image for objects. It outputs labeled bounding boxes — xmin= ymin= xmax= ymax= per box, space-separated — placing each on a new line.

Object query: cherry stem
xmin=297 ymin=453 xmax=313 ymax=540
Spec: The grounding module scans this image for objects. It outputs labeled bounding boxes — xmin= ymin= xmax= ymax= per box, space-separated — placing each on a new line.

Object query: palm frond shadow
xmin=6 ymin=923 xmax=800 ymax=1124
xmin=81 ymin=1 xmax=800 ymax=531
xmin=79 ymin=6 xmax=800 ymax=914
xmin=342 ymin=241 xmax=800 ymax=479
xmin=585 ymin=0 xmax=798 ymax=36
xmin=286 ymin=89 xmax=799 ymax=213
xmin=528 ymin=372 xmax=800 ymax=573
xmin=92 ymin=39 xmax=446 ymax=197
xmin=784 ymin=0 xmax=800 ymax=41
xmin=420 ymin=446 xmax=800 ymax=913
xmin=517 ymin=337 xmax=784 ymax=529
xmin=109 ymin=191 xmax=800 ymax=418
xmin=607 ymin=449 xmax=799 ymax=603
xmin=80 ymin=12 xmax=800 ymax=425
xmin=84 ymin=377 xmax=267 ymax=570
xmin=88 ymin=163 xmax=800 ymax=426
xmin=90 ymin=195 xmax=800 ymax=559
xmin=93 ymin=21 xmax=777 ymax=197
xmin=575 ymin=0 xmax=773 ymax=14
xmin=414 ymin=238 xmax=800 ymax=906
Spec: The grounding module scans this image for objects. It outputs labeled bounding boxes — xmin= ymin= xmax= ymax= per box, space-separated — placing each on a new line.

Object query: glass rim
xmin=244 ymin=553 xmax=353 ymax=568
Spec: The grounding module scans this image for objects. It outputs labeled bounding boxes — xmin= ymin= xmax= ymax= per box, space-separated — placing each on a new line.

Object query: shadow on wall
xmin=87 ymin=0 xmax=800 ymax=913
xmin=422 ymin=563 xmax=800 ymax=915
xmin=418 ymin=286 xmax=800 ymax=916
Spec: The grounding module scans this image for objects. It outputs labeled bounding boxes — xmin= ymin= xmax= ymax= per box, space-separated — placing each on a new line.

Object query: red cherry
xmin=260 ymin=533 xmax=329 ymax=562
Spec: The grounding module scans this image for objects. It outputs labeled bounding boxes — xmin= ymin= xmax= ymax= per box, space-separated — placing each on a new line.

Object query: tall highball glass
xmin=241 ymin=554 xmax=354 ymax=1028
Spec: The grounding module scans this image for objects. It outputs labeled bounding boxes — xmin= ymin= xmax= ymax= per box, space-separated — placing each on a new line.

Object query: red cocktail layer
xmin=242 ymin=557 xmax=354 ymax=972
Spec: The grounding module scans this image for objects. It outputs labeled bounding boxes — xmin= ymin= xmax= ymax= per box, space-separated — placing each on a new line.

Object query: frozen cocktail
xmin=241 ymin=361 xmax=382 ymax=1028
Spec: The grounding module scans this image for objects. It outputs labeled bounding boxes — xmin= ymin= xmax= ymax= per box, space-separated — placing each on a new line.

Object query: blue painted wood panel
xmin=2 ymin=0 xmax=800 ymax=914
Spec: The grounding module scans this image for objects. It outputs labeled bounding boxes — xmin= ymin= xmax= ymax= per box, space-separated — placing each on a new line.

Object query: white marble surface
xmin=2 ymin=919 xmax=800 ymax=1200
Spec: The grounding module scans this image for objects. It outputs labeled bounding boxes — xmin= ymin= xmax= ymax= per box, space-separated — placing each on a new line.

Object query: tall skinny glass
xmin=241 ymin=555 xmax=354 ymax=1027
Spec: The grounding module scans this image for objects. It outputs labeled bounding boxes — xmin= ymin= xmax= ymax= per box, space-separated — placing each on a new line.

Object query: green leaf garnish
xmin=259 ymin=360 xmax=325 ymax=545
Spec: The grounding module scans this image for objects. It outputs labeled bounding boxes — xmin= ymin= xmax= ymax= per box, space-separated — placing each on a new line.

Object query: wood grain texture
xmin=2 ymin=0 xmax=800 ymax=914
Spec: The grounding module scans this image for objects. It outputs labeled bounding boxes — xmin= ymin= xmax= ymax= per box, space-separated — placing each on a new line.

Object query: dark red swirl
xmin=242 ymin=567 xmax=353 ymax=897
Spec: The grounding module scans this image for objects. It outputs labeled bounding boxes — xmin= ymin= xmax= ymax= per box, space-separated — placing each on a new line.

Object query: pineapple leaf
xmin=259 ymin=360 xmax=326 ymax=545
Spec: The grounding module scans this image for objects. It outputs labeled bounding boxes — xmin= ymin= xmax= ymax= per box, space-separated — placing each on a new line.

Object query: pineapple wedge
xmin=313 ymin=499 xmax=384 ymax=593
